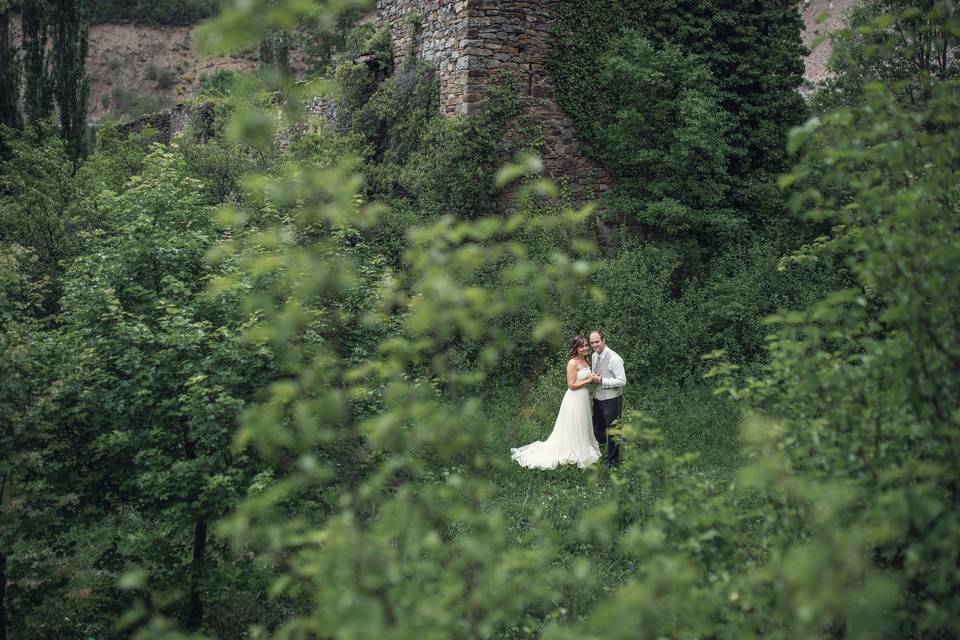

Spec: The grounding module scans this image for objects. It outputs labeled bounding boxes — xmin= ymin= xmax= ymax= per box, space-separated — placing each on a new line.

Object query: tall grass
xmin=475 ymin=378 xmax=741 ymax=631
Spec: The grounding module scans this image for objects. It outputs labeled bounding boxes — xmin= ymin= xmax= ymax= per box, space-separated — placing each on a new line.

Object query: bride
xmin=511 ymin=335 xmax=602 ymax=469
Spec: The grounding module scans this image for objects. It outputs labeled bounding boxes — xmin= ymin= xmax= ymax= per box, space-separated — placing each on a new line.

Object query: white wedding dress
xmin=511 ymin=367 xmax=601 ymax=469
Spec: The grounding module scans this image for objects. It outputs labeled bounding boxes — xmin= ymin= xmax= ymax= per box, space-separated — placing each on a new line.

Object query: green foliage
xmin=2 ymin=148 xmax=282 ymax=638
xmin=0 ymin=131 xmax=83 ymax=302
xmin=4 ymin=1 xmax=957 ymax=639
xmin=347 ymin=61 xmax=438 ymax=167
xmin=633 ymin=0 xmax=808 ymax=178
xmin=197 ymin=68 xmax=236 ymax=98
xmin=590 ymin=32 xmax=737 ymax=237
xmin=179 ymin=138 xmax=253 ymax=205
xmin=50 ymin=0 xmax=91 ymax=162
xmin=20 ymin=0 xmax=53 ymax=124
xmin=284 ymin=127 xmax=371 ymax=172
xmin=553 ymin=0 xmax=807 ymax=231
xmin=87 ymin=0 xmax=224 ymax=26
xmin=813 ymin=0 xmax=960 ymax=111
xmin=145 ymin=62 xmax=176 ymax=90
xmin=0 ymin=9 xmax=19 ymax=130
xmin=346 ymin=22 xmax=392 ymax=69
xmin=399 ymin=83 xmax=523 ymax=219
xmin=333 ymin=58 xmax=383 ymax=128
xmin=296 ymin=8 xmax=378 ymax=78
xmin=712 ymin=58 xmax=960 ymax=640
xmin=332 ymin=55 xmax=524 ymax=259
xmin=205 ymin=163 xmax=601 ymax=639
xmin=259 ymin=28 xmax=291 ymax=76
xmin=106 ymin=86 xmax=170 ymax=120
xmin=333 ymin=57 xmax=443 ymax=242
xmin=548 ymin=0 xmax=819 ymax=378
xmin=13 ymin=0 xmax=94 ymax=160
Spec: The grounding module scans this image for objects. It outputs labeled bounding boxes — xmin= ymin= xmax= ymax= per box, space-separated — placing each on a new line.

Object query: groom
xmin=589 ymin=330 xmax=626 ymax=466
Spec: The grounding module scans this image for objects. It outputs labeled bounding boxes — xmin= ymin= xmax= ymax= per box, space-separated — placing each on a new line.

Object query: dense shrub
xmin=589 ymin=33 xmax=737 ymax=238
xmin=296 ymin=9 xmax=379 ymax=78
xmin=812 ymin=0 xmax=960 ymax=111
xmin=399 ymin=84 xmax=523 ymax=219
xmin=710 ymin=76 xmax=960 ymax=640
xmin=553 ymin=0 xmax=807 ymax=237
xmin=145 ymin=62 xmax=175 ymax=90
xmin=87 ymin=0 xmax=223 ymax=26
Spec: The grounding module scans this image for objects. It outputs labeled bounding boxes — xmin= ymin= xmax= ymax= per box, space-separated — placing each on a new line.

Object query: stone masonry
xmin=375 ymin=0 xmax=612 ymax=206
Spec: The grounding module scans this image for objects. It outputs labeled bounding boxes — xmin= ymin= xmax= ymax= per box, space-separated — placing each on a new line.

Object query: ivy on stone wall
xmin=552 ymin=0 xmax=808 ymax=238
xmin=334 ymin=51 xmax=524 ymax=231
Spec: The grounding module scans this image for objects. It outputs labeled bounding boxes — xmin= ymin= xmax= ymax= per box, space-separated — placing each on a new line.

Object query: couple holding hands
xmin=511 ymin=330 xmax=626 ymax=470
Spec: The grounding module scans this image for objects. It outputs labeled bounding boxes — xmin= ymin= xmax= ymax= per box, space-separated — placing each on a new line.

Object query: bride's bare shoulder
xmin=566 ymin=358 xmax=578 ymax=369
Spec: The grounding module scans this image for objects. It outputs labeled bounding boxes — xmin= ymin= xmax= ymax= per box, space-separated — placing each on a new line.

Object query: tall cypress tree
xmin=0 ymin=4 xmax=20 ymax=130
xmin=50 ymin=0 xmax=90 ymax=162
xmin=21 ymin=0 xmax=53 ymax=124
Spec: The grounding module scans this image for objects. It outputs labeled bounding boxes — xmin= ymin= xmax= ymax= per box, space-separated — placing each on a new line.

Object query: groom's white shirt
xmin=592 ymin=347 xmax=626 ymax=400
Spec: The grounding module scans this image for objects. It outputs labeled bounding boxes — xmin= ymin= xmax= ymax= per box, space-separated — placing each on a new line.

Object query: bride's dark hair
xmin=568 ymin=335 xmax=588 ymax=358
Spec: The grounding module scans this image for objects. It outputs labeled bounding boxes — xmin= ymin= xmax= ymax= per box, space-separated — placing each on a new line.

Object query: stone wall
xmin=376 ymin=0 xmax=611 ymax=205
xmin=376 ymin=0 xmax=472 ymax=115
xmin=119 ymin=102 xmax=194 ymax=142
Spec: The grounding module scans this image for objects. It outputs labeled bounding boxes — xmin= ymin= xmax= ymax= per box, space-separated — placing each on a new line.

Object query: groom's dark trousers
xmin=593 ymin=396 xmax=622 ymax=466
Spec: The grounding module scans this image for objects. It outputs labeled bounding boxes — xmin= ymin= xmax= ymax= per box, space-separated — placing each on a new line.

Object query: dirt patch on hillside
xmin=85 ymin=23 xmax=258 ymax=120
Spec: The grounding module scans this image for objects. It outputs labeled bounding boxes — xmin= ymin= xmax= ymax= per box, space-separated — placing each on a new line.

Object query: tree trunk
xmin=186 ymin=518 xmax=207 ymax=631
xmin=1 ymin=550 xmax=7 ymax=640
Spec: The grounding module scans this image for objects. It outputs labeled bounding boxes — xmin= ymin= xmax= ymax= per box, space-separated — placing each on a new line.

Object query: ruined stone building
xmin=376 ymin=0 xmax=612 ymax=205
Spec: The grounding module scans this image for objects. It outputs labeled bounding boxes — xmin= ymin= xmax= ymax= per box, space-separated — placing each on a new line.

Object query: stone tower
xmin=375 ymin=0 xmax=611 ymax=205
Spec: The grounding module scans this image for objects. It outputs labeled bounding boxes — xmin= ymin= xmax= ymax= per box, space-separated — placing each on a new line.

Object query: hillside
xmin=84 ymin=23 xmax=257 ymax=120
xmin=72 ymin=0 xmax=853 ymax=121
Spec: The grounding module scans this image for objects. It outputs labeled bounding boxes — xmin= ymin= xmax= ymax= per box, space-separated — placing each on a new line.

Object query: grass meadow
xmin=471 ymin=372 xmax=742 ymax=632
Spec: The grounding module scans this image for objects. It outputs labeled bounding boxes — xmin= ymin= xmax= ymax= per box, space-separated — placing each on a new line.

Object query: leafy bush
xmin=1 ymin=147 xmax=286 ymax=638
xmin=812 ymin=0 xmax=960 ymax=111
xmin=346 ymin=22 xmax=392 ymax=68
xmin=145 ymin=62 xmax=176 ymax=90
xmin=5 ymin=1 xmax=956 ymax=639
xmin=0 ymin=131 xmax=83 ymax=307
xmin=586 ymin=33 xmax=737 ymax=238
xmin=333 ymin=58 xmax=383 ymax=130
xmin=399 ymin=86 xmax=522 ymax=219
xmin=197 ymin=68 xmax=236 ymax=97
xmin=552 ymin=0 xmax=807 ymax=242
xmin=296 ymin=8 xmax=378 ymax=78
xmin=699 ymin=8 xmax=960 ymax=633
xmin=347 ymin=61 xmax=438 ymax=164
